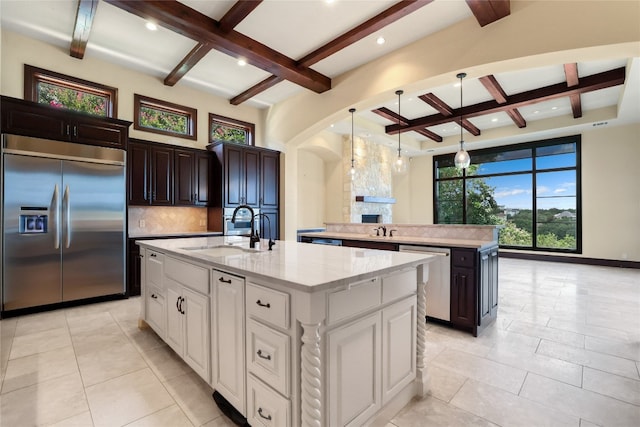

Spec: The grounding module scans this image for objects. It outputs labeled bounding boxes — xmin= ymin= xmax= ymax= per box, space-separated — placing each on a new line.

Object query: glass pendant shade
xmin=454 ymin=141 xmax=471 ymax=169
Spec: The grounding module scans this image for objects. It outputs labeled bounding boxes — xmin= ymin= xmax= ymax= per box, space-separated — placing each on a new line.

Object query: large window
xmin=434 ymin=136 xmax=581 ymax=253
xmin=24 ymin=65 xmax=117 ymax=117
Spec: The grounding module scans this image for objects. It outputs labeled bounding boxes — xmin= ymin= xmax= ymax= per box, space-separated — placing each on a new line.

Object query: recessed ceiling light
xmin=491 ymin=118 xmax=498 ymax=122
xmin=145 ymin=22 xmax=158 ymax=31
xmin=237 ymin=59 xmax=247 ymax=67
xmin=534 ymin=110 xmax=540 ymax=114
xmin=453 ymin=82 xmax=461 ymax=88
xmin=551 ymin=106 xmax=558 ymax=110
xmin=376 ymin=36 xmax=385 ymax=45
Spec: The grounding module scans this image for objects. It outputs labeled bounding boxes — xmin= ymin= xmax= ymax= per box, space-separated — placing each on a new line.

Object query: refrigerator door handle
xmin=63 ymin=185 xmax=71 ymax=248
xmin=52 ymin=184 xmax=60 ymax=249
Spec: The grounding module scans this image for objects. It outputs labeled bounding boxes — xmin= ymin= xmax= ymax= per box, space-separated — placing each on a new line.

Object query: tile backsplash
xmin=128 ymin=206 xmax=208 ymax=235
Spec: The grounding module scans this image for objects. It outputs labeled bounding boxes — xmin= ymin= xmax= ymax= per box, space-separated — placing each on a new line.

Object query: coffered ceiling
xmin=1 ymin=0 xmax=638 ymax=155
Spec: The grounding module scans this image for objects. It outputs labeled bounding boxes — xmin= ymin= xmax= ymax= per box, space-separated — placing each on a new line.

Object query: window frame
xmin=433 ymin=135 xmax=582 ymax=254
xmin=24 ymin=64 xmax=118 ymax=117
xmin=209 ymin=113 xmax=255 ymax=146
xmin=133 ymin=94 xmax=197 ymax=140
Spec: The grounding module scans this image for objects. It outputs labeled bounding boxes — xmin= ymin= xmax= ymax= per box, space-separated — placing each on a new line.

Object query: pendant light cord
xmin=395 ymin=90 xmax=403 ymax=157
xmin=349 ymin=108 xmax=355 ymax=170
xmin=457 ymin=72 xmax=466 ymax=145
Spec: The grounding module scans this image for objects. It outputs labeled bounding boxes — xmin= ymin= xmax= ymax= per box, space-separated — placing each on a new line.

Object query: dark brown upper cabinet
xmin=128 ymin=139 xmax=173 ymax=206
xmin=1 ymin=96 xmax=130 ymax=149
xmin=174 ymin=148 xmax=211 ymax=206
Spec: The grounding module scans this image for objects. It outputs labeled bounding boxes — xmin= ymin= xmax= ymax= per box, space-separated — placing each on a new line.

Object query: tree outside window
xmin=134 ymin=94 xmax=197 ymax=140
xmin=209 ymin=113 xmax=254 ymax=146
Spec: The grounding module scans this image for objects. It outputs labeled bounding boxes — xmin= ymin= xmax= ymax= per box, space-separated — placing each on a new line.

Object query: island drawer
xmin=247 ymin=319 xmax=290 ymax=397
xmin=382 ymin=268 xmax=416 ymax=303
xmin=145 ymin=250 xmax=164 ymax=288
xmin=327 ymin=277 xmax=381 ymax=325
xmin=247 ymin=375 xmax=291 ymax=427
xmin=246 ymin=283 xmax=290 ymax=329
xmin=451 ymin=249 xmax=476 ymax=268
xmin=164 ymin=256 xmax=209 ymax=294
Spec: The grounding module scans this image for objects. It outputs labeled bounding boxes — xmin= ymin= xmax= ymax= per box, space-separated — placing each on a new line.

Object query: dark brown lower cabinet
xmin=450 ymin=265 xmax=477 ymax=331
xmin=341 ymin=239 xmax=399 ymax=251
xmin=260 ymin=209 xmax=279 ymax=241
xmin=127 ymin=239 xmax=142 ymax=296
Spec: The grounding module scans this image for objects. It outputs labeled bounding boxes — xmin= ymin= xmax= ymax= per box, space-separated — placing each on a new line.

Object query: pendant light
xmin=349 ymin=108 xmax=356 ymax=178
xmin=393 ymin=90 xmax=406 ymax=174
xmin=454 ymin=72 xmax=471 ymax=169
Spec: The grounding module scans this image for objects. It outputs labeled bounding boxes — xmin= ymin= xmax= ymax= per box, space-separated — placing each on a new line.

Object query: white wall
xmin=0 ymin=30 xmax=265 ymax=150
xmin=297 ymin=150 xmax=326 ymax=229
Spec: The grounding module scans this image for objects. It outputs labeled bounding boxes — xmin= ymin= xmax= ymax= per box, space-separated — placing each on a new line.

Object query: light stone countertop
xmin=136 ymin=236 xmax=435 ymax=293
xmin=129 ymin=231 xmax=223 ymax=239
xmin=298 ymin=231 xmax=497 ymax=249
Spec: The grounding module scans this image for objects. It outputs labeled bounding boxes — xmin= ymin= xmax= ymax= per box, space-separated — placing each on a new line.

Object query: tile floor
xmin=0 ymin=258 xmax=638 ymax=426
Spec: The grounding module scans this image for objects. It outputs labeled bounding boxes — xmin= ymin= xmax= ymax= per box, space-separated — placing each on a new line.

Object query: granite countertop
xmin=298 ymin=231 xmax=497 ymax=250
xmin=137 ymin=236 xmax=435 ymax=293
xmin=129 ymin=231 xmax=223 ymax=239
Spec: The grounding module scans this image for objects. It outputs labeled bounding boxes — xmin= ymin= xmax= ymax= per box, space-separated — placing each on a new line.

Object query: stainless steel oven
xmin=223 ymin=207 xmax=260 ymax=236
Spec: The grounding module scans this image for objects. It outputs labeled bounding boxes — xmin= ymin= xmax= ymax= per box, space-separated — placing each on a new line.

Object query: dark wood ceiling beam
xmin=165 ymin=42 xmax=212 ymax=86
xmin=373 ymin=107 xmax=442 ymax=142
xmin=418 ymin=93 xmax=453 ymax=116
xmin=231 ymin=75 xmax=284 ymax=105
xmin=70 ymin=0 xmax=99 ymax=59
xmin=479 ymin=74 xmax=526 ymax=127
xmin=465 ymin=0 xmax=510 ymax=27
xmin=164 ymin=1 xmax=262 ymax=87
xmin=414 ymin=128 xmax=443 ymax=143
xmin=105 ymin=0 xmax=331 ymax=93
xmin=298 ymin=0 xmax=433 ymax=67
xmin=418 ymin=92 xmax=479 ymax=135
xmin=564 ymin=63 xmax=582 ymax=118
xmin=385 ymin=67 xmax=625 ymax=134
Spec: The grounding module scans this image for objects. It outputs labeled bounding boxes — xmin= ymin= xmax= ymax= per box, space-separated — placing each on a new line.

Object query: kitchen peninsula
xmin=300 ymin=223 xmax=500 ymax=337
xmin=137 ymin=236 xmax=436 ymax=427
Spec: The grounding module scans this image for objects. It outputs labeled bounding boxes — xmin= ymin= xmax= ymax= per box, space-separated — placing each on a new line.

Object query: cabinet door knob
xmin=258 ymin=408 xmax=272 ymax=421
xmin=256 ymin=300 xmax=271 ymax=308
xmin=256 ymin=349 xmax=271 ymax=360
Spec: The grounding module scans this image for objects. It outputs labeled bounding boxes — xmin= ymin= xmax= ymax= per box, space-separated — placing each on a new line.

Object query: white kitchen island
xmin=136 ymin=236 xmax=435 ymax=427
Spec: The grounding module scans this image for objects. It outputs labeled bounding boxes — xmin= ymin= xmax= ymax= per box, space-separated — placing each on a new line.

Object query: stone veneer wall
xmin=324 ymin=223 xmax=500 ymax=242
xmin=342 ymin=135 xmax=397 ymax=223
xmin=128 ymin=206 xmax=208 ymax=235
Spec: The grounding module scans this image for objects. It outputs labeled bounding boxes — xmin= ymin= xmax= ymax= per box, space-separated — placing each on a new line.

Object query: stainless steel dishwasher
xmin=399 ymin=245 xmax=451 ymax=321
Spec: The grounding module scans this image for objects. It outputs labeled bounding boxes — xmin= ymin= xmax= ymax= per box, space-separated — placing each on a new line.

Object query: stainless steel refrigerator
xmin=1 ymin=134 xmax=126 ymax=312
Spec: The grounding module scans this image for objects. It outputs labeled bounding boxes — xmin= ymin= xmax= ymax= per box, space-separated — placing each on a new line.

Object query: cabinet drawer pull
xmin=219 ymin=277 xmax=232 ymax=284
xmin=256 ymin=300 xmax=271 ymax=308
xmin=151 ymin=294 xmax=158 ymax=299
xmin=256 ymin=349 xmax=271 ymax=360
xmin=258 ymin=408 xmax=272 ymax=421
xmin=150 ymin=253 xmax=157 ymax=258
xmin=176 ymin=296 xmax=181 ymax=312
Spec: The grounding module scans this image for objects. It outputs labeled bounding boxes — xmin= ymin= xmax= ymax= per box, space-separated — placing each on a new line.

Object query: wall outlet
xmin=139 ymin=219 xmax=146 ymax=228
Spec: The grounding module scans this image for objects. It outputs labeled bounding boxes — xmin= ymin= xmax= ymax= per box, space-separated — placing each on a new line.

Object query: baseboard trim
xmin=499 ymin=251 xmax=640 ymax=269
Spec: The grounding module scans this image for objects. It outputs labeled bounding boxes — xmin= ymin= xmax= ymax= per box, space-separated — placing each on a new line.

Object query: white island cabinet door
xmin=382 ymin=297 xmax=416 ymax=404
xmin=166 ymin=279 xmax=184 ymax=356
xmin=328 ymin=312 xmax=382 ymax=427
xmin=212 ymin=271 xmax=246 ymax=415
xmin=184 ymin=287 xmax=210 ymax=381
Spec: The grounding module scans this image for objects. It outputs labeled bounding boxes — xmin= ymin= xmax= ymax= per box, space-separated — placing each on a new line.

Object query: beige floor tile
xmin=163 ymin=371 xmax=220 ymax=426
xmin=2 ymin=345 xmax=78 ymax=394
xmin=66 ymin=311 xmax=117 ymax=336
xmin=0 ymin=318 xmax=16 ymax=379
xmin=14 ymin=310 xmax=68 ymax=337
xmin=142 ymin=344 xmax=193 ymax=382
xmin=548 ymin=318 xmax=633 ymax=342
xmin=475 ymin=327 xmax=541 ymax=353
xmin=77 ymin=341 xmax=149 ymax=387
xmin=537 ymin=339 xmax=640 ymax=380
xmin=0 ymin=372 xmax=89 ymax=426
xmin=8 ymin=326 xmax=72 ymax=360
xmin=582 ymin=367 xmax=640 ymax=406
xmin=120 ymin=322 xmax=167 ymax=354
xmin=486 ymin=343 xmax=583 ymax=386
xmin=85 ymin=368 xmax=174 ymax=427
xmin=507 ymin=319 xmax=586 ymax=348
xmin=46 ymin=411 xmax=94 ymax=427
xmin=431 ymin=348 xmax=527 ymax=394
xmin=578 ymin=420 xmax=602 ymax=427
xmin=520 ymin=373 xmax=640 ymax=427
xmin=450 ymin=378 xmax=580 ymax=427
xmin=584 ymin=335 xmax=640 ymax=362
xmin=200 ymin=415 xmax=238 ymax=427
xmin=71 ymin=322 xmax=131 ymax=357
xmin=124 ymin=404 xmax=194 ymax=427
xmin=424 ymin=327 xmax=492 ymax=358
xmin=391 ymin=395 xmax=498 ymax=427
xmin=426 ymin=365 xmax=467 ymax=402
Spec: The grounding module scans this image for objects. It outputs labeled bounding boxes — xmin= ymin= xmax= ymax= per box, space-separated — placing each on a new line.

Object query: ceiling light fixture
xmin=237 ymin=59 xmax=247 ymax=66
xmin=145 ymin=21 xmax=158 ymax=31
xmin=349 ymin=108 xmax=356 ymax=179
xmin=376 ymin=36 xmax=385 ymax=45
xmin=454 ymin=72 xmax=471 ymax=169
xmin=393 ymin=90 xmax=407 ymax=174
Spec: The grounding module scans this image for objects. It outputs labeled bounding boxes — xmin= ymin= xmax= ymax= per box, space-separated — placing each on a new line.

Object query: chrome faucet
xmin=231 ymin=205 xmax=260 ymax=248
